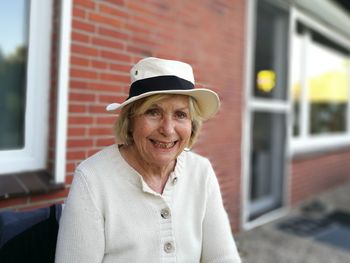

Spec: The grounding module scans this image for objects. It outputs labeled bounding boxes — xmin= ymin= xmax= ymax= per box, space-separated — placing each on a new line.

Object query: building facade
xmin=1 ymin=0 xmax=350 ymax=232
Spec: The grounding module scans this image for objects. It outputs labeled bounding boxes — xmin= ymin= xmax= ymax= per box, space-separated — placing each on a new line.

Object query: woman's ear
xmin=191 ymin=121 xmax=195 ymax=137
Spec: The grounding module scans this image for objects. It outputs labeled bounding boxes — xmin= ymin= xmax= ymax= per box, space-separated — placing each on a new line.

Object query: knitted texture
xmin=55 ymin=145 xmax=240 ymax=263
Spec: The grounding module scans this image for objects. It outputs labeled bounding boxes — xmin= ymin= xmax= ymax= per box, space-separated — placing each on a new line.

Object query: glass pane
xmin=253 ymin=0 xmax=289 ymax=100
xmin=307 ymin=36 xmax=349 ymax=135
xmin=291 ymin=34 xmax=303 ymax=136
xmin=250 ymin=112 xmax=285 ymax=219
xmin=0 ymin=0 xmax=28 ymax=150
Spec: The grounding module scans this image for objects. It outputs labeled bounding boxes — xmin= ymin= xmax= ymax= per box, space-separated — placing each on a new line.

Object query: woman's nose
xmin=159 ymin=116 xmax=175 ymax=136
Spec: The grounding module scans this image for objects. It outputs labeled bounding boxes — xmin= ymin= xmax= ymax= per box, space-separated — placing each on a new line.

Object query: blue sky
xmin=0 ymin=0 xmax=27 ymax=56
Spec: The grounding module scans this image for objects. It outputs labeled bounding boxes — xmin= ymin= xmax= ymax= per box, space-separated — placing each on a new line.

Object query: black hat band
xmin=127 ymin=75 xmax=194 ymax=100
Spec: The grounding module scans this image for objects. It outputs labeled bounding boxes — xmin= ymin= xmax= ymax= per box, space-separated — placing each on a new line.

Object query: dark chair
xmin=0 ymin=204 xmax=62 ymax=263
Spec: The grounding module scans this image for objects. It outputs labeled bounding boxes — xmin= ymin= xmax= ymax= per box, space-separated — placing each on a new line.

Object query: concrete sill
xmin=0 ymin=171 xmax=64 ymax=200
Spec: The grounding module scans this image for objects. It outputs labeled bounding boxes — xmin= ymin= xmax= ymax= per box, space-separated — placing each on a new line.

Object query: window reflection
xmin=0 ymin=0 xmax=28 ymax=150
xmin=253 ymin=0 xmax=289 ymax=100
xmin=308 ymin=40 xmax=349 ymax=134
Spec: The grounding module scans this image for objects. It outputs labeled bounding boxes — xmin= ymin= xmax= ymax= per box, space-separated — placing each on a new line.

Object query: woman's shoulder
xmin=179 ymin=150 xmax=214 ymax=177
xmin=76 ymin=144 xmax=122 ymax=175
xmin=181 ymin=150 xmax=212 ymax=166
xmin=178 ymin=150 xmax=216 ymax=193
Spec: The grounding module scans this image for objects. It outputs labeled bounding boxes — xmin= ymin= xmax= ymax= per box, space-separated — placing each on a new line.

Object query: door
xmin=245 ymin=0 xmax=290 ymax=222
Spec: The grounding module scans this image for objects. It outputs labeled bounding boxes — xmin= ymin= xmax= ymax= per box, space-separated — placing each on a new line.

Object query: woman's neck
xmin=119 ymin=145 xmax=175 ymax=194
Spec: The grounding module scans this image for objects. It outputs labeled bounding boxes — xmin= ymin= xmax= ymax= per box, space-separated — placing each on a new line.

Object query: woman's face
xmin=130 ymin=95 xmax=192 ymax=169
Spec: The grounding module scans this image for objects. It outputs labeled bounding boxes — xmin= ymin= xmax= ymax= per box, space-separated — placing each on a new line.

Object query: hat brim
xmin=106 ymin=89 xmax=220 ymax=119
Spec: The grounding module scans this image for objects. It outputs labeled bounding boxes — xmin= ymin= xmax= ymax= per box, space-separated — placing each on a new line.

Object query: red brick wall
xmin=0 ymin=0 xmax=246 ymax=231
xmin=291 ymin=148 xmax=350 ymax=206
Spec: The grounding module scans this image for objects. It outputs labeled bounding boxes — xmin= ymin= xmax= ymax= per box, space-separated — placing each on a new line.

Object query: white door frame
xmin=241 ymin=0 xmax=292 ymax=230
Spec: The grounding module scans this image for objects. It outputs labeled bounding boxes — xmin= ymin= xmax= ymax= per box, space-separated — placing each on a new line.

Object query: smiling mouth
xmin=150 ymin=139 xmax=177 ymax=149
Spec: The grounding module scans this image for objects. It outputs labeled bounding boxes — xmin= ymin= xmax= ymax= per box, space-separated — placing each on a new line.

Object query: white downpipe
xmin=54 ymin=0 xmax=72 ymax=184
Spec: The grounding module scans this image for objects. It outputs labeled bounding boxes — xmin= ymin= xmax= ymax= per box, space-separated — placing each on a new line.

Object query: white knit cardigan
xmin=55 ymin=145 xmax=241 ymax=263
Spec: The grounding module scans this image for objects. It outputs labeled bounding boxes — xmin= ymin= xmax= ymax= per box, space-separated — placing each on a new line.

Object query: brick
xmin=98 ymin=27 xmax=129 ymax=40
xmin=92 ymin=37 xmax=124 ymax=50
xmin=88 ymin=127 xmax=113 ymax=136
xmin=68 ymin=116 xmax=93 ymax=125
xmin=124 ymin=21 xmax=151 ymax=35
xmin=71 ymin=43 xmax=98 ymax=56
xmin=87 ymin=149 xmax=100 ymax=157
xmin=69 ymin=91 xmax=96 ymax=102
xmin=100 ymin=50 xmax=131 ymax=62
xmin=96 ymin=137 xmax=115 ymax=147
xmin=65 ymin=174 xmax=74 ymax=184
xmin=68 ymin=127 xmax=87 ymax=137
xmin=109 ymin=63 xmax=130 ymax=72
xmin=73 ymin=7 xmax=86 ymax=19
xmin=74 ymin=0 xmax=95 ymax=9
xmin=104 ymin=0 xmax=125 ymax=6
xmin=131 ymin=35 xmax=157 ymax=47
xmin=69 ymin=80 xmax=88 ymax=89
xmin=71 ymin=55 xmax=90 ymax=67
xmin=96 ymin=116 xmax=116 ymax=125
xmin=99 ymin=4 xmax=128 ymax=18
xmin=88 ymin=105 xmax=107 ymax=114
xmin=126 ymin=44 xmax=153 ymax=56
xmin=72 ymin=31 xmax=90 ymax=43
xmin=68 ymin=138 xmax=94 ymax=148
xmin=72 ymin=19 xmax=95 ymax=33
xmin=67 ymin=150 xmax=86 ymax=160
xmin=89 ymin=12 xmax=123 ymax=27
xmin=88 ymin=82 xmax=118 ymax=92
xmin=98 ymin=94 xmax=126 ymax=103
xmin=126 ymin=2 xmax=153 ymax=16
xmin=70 ymin=68 xmax=98 ymax=79
xmin=291 ymin=150 xmax=350 ymax=206
xmin=91 ymin=60 xmax=108 ymax=69
xmin=100 ymin=73 xmax=130 ymax=83
xmin=132 ymin=13 xmax=159 ymax=28
xmin=69 ymin=104 xmax=87 ymax=113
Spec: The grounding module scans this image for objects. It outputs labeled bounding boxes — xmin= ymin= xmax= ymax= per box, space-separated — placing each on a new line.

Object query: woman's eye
xmin=145 ymin=108 xmax=161 ymax=117
xmin=175 ymin=111 xmax=188 ymax=119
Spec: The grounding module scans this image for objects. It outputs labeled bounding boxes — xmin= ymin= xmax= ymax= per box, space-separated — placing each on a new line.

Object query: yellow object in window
xmin=257 ymin=70 xmax=276 ymax=93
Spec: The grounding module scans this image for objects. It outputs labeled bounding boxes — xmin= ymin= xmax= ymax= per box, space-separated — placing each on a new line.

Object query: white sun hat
xmin=106 ymin=57 xmax=220 ymax=119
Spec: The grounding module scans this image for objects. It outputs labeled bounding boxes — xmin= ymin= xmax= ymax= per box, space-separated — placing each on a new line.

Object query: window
xmin=0 ymin=1 xmax=28 ymax=150
xmin=291 ymin=15 xmax=350 ymax=153
xmin=0 ymin=0 xmax=53 ymax=174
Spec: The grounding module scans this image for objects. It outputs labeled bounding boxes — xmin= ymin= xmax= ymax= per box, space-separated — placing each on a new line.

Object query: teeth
xmin=151 ymin=140 xmax=175 ymax=149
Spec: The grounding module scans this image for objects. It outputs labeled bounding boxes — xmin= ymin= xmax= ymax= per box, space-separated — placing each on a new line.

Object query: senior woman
xmin=55 ymin=57 xmax=241 ymax=263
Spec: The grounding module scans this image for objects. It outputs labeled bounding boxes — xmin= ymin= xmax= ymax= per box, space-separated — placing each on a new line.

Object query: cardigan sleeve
xmin=55 ymin=169 xmax=105 ymax=263
xmin=200 ymin=162 xmax=241 ymax=263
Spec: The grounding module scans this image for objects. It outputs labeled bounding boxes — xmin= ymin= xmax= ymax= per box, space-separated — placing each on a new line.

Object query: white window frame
xmin=290 ymin=9 xmax=350 ymax=156
xmin=0 ymin=0 xmax=53 ymax=175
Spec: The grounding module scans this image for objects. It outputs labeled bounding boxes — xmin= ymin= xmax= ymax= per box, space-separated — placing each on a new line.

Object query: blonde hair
xmin=114 ymin=94 xmax=203 ymax=148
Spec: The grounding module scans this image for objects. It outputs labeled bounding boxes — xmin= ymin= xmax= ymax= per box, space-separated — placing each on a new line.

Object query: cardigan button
xmin=160 ymin=208 xmax=170 ymax=219
xmin=172 ymin=177 xmax=178 ymax=185
xmin=164 ymin=242 xmax=174 ymax=253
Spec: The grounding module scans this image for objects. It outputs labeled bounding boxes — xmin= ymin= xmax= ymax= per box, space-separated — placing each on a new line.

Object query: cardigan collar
xmin=114 ymin=144 xmax=185 ymax=196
